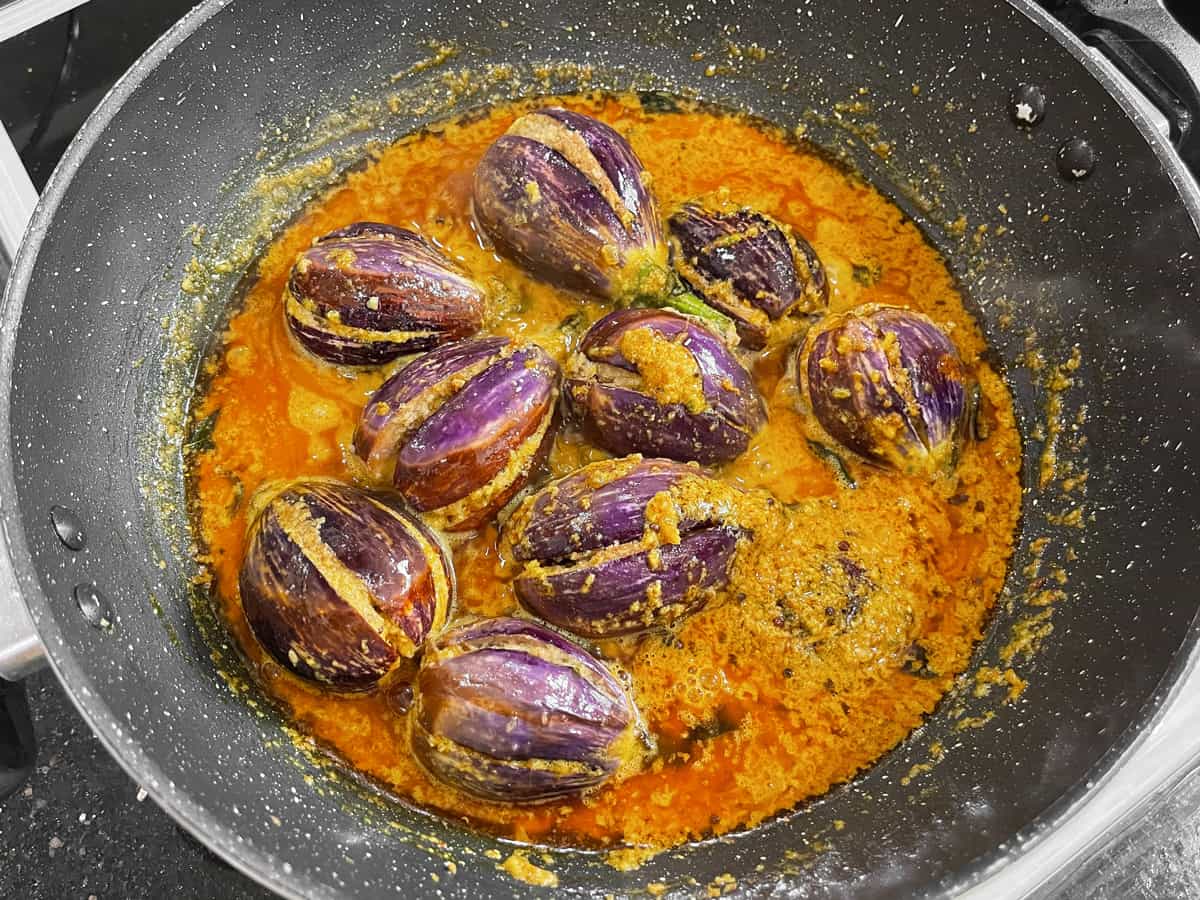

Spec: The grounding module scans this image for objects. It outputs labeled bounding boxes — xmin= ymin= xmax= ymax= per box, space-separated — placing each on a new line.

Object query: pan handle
xmin=0 ymin=588 xmax=44 ymax=681
xmin=0 ymin=527 xmax=46 ymax=801
xmin=0 ymin=0 xmax=97 ymax=800
xmin=0 ymin=0 xmax=95 ymax=267
xmin=1067 ymin=0 xmax=1200 ymax=169
xmin=0 ymin=0 xmax=86 ymax=674
xmin=0 ymin=21 xmax=47 ymax=803
xmin=0 ymin=118 xmax=39 ymax=271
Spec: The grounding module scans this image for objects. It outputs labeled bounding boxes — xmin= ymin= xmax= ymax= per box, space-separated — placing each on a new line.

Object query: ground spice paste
xmin=188 ymin=93 xmax=1022 ymax=852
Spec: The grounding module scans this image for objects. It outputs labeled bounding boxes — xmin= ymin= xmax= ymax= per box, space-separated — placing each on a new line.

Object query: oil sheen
xmin=188 ymin=93 xmax=1022 ymax=852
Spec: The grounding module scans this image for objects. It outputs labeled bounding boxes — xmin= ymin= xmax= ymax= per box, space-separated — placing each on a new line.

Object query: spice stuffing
xmin=188 ymin=93 xmax=1021 ymax=855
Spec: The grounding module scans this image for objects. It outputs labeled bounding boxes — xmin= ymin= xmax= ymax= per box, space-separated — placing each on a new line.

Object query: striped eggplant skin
xmin=668 ymin=202 xmax=828 ymax=349
xmin=472 ymin=107 xmax=669 ymax=302
xmin=411 ymin=616 xmax=640 ymax=803
xmin=284 ymin=222 xmax=484 ymax=365
xmin=797 ymin=304 xmax=975 ymax=476
xmin=239 ymin=478 xmax=454 ymax=692
xmin=503 ymin=456 xmax=745 ymax=637
xmin=515 ymin=528 xmax=740 ymax=639
xmin=564 ymin=308 xmax=765 ymax=464
xmin=506 ymin=457 xmax=700 ymax=563
xmin=352 ymin=337 xmax=560 ymax=531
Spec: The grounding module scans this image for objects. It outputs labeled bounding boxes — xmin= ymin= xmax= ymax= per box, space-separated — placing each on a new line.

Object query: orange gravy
xmin=188 ymin=93 xmax=1022 ymax=851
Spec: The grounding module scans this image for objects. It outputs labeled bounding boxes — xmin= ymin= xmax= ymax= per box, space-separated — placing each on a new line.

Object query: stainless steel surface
xmin=0 ymin=13 xmax=47 ymax=673
xmin=1083 ymin=0 xmax=1200 ymax=99
xmin=0 ymin=550 xmax=45 ymax=680
xmin=1052 ymin=761 xmax=1200 ymax=897
xmin=0 ymin=113 xmax=36 ymax=266
xmin=0 ymin=0 xmax=91 ymax=43
xmin=0 ymin=430 xmax=44 ymax=679
xmin=1086 ymin=46 xmax=1173 ymax=137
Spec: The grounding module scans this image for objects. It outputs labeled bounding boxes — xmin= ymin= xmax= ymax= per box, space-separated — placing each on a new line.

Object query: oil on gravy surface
xmin=188 ymin=93 xmax=1022 ymax=852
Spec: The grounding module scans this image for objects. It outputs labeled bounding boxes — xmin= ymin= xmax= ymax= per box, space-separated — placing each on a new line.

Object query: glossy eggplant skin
xmin=353 ymin=337 xmax=560 ymax=531
xmin=239 ymin=478 xmax=454 ymax=691
xmin=284 ymin=222 xmax=484 ymax=365
xmin=473 ymin=108 xmax=665 ymax=300
xmin=564 ymin=308 xmax=765 ymax=465
xmin=503 ymin=457 xmax=744 ymax=637
xmin=797 ymin=304 xmax=975 ymax=475
xmin=668 ymin=202 xmax=828 ymax=349
xmin=410 ymin=616 xmax=639 ymax=803
xmin=507 ymin=457 xmax=703 ymax=563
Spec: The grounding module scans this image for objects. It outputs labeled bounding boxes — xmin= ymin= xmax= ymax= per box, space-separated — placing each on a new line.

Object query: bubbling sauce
xmin=188 ymin=93 xmax=1021 ymax=852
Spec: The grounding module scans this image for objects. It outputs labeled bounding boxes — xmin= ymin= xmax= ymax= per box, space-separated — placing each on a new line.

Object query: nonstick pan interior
xmin=3 ymin=1 xmax=1200 ymax=897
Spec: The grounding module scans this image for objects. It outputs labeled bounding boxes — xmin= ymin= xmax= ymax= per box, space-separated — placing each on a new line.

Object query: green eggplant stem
xmin=624 ymin=259 xmax=736 ymax=335
xmin=660 ymin=290 xmax=732 ymax=327
xmin=631 ymin=290 xmax=737 ymax=337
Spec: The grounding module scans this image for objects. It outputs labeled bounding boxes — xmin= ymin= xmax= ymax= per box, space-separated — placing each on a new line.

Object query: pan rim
xmin=938 ymin=1 xmax=1200 ymax=895
xmin=0 ymin=4 xmax=316 ymax=898
xmin=0 ymin=0 xmax=1197 ymax=898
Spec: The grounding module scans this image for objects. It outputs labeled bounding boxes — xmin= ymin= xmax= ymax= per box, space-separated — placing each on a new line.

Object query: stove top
xmin=2 ymin=2 xmax=1200 ymax=898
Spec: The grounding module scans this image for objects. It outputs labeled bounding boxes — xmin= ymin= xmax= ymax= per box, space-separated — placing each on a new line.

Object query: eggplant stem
xmin=660 ymin=290 xmax=732 ymax=327
xmin=636 ymin=290 xmax=739 ymax=345
xmin=625 ymin=261 xmax=736 ymax=334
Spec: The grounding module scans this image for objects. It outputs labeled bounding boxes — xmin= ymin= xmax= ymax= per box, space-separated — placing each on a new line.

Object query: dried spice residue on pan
xmin=1003 ymin=341 xmax=1089 ymax=664
xmin=183 ymin=92 xmax=1023 ymax=855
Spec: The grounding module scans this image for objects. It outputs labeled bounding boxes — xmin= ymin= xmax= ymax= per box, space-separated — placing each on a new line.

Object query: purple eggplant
xmin=284 ymin=222 xmax=484 ymax=365
xmin=239 ymin=478 xmax=454 ymax=691
xmin=797 ymin=304 xmax=975 ymax=475
xmin=668 ymin=202 xmax=828 ymax=349
xmin=564 ymin=308 xmax=765 ymax=465
xmin=353 ymin=337 xmax=559 ymax=531
xmin=502 ymin=457 xmax=744 ymax=637
xmin=411 ymin=616 xmax=640 ymax=803
xmin=473 ymin=108 xmax=731 ymax=329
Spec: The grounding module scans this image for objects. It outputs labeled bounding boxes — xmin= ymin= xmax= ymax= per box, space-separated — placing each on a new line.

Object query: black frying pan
xmin=3 ymin=0 xmax=1200 ymax=896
